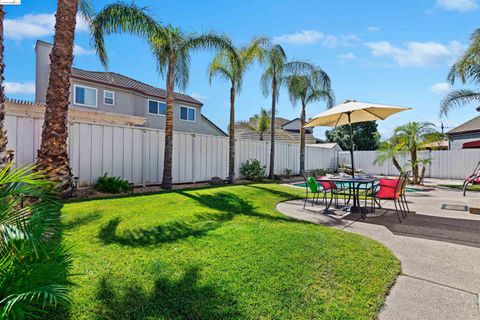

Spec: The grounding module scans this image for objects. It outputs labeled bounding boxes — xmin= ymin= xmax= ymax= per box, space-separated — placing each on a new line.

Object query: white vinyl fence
xmin=339 ymin=150 xmax=480 ymax=180
xmin=7 ymin=114 xmax=338 ymax=186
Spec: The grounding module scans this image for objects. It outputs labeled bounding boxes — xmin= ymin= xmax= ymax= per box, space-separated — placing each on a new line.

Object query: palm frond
xmin=90 ymin=2 xmax=162 ymax=67
xmin=440 ymin=89 xmax=480 ymax=116
xmin=448 ymin=28 xmax=480 ymax=84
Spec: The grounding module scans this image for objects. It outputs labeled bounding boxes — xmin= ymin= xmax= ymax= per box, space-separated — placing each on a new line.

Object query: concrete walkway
xmin=277 ymin=187 xmax=480 ymax=320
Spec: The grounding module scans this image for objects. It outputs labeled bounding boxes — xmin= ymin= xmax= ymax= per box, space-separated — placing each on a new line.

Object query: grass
xmin=57 ymin=183 xmax=400 ymax=320
xmin=439 ymin=184 xmax=480 ymax=192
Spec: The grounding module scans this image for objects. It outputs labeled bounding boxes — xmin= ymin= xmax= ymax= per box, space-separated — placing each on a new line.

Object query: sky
xmin=3 ymin=0 xmax=480 ymax=139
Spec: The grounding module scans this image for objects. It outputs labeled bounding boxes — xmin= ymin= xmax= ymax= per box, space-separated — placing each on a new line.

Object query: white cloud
xmin=189 ymin=92 xmax=209 ymax=101
xmin=273 ymin=30 xmax=359 ymax=47
xmin=74 ymin=44 xmax=94 ymax=56
xmin=5 ymin=13 xmax=89 ymax=40
xmin=4 ymin=81 xmax=35 ymax=95
xmin=339 ymin=52 xmax=356 ymax=63
xmin=430 ymin=82 xmax=452 ymax=95
xmin=365 ymin=40 xmax=463 ymax=67
xmin=366 ymin=26 xmax=380 ymax=32
xmin=436 ymin=0 xmax=478 ymax=12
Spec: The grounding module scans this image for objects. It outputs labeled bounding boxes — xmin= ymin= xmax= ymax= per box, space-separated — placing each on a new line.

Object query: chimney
xmin=35 ymin=40 xmax=53 ymax=103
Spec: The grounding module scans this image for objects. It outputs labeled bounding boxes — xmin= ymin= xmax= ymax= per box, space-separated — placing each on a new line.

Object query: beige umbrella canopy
xmin=305 ymin=100 xmax=410 ymax=180
xmin=305 ymin=100 xmax=411 ymax=128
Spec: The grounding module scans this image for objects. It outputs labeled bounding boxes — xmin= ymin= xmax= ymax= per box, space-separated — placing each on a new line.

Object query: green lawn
xmin=58 ymin=184 xmax=400 ymax=320
xmin=439 ymin=184 xmax=480 ymax=191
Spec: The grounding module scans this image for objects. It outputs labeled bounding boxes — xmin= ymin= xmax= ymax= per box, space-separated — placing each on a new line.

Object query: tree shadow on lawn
xmin=178 ymin=191 xmax=294 ymax=223
xmin=95 ymin=265 xmax=242 ymax=320
xmin=62 ymin=211 xmax=102 ymax=231
xmin=98 ymin=191 xmax=295 ymax=247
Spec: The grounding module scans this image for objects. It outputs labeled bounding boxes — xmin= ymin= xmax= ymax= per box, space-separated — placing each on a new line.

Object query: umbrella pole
xmin=348 ymin=113 xmax=355 ymax=178
xmin=348 ymin=113 xmax=361 ymax=214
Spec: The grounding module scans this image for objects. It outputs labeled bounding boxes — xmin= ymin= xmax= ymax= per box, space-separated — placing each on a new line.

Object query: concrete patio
xmin=277 ymin=186 xmax=480 ymax=320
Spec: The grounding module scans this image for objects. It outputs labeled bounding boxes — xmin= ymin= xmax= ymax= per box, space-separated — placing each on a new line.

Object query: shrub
xmin=95 ymin=174 xmax=130 ymax=193
xmin=283 ymin=168 xmax=293 ymax=179
xmin=0 ymin=164 xmax=72 ymax=318
xmin=239 ymin=159 xmax=266 ymax=181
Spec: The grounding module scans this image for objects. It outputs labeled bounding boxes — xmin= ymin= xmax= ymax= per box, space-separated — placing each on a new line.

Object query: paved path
xmin=277 ymin=187 xmax=480 ymax=320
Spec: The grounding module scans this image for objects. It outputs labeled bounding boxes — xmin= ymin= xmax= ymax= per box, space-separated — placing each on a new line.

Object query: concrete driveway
xmin=277 ymin=187 xmax=480 ymax=320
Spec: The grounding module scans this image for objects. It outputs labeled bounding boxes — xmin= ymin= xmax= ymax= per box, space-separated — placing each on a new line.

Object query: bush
xmin=283 ymin=168 xmax=293 ymax=179
xmin=239 ymin=159 xmax=266 ymax=181
xmin=0 ymin=164 xmax=72 ymax=318
xmin=95 ymin=174 xmax=130 ymax=193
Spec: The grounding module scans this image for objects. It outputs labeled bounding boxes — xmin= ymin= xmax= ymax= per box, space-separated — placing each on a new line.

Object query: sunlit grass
xmin=57 ymin=183 xmax=399 ymax=320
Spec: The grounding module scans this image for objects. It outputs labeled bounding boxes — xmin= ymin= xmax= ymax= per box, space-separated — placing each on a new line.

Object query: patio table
xmin=316 ymin=177 xmax=379 ymax=217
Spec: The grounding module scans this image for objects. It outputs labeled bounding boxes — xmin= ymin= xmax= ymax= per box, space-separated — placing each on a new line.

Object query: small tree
xmin=374 ymin=140 xmax=405 ymax=174
xmin=239 ymin=108 xmax=271 ymax=141
xmin=326 ymin=121 xmax=381 ymax=151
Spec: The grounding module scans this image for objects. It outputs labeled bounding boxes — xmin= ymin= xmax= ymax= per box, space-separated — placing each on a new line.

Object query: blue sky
xmin=3 ymin=0 xmax=480 ymax=139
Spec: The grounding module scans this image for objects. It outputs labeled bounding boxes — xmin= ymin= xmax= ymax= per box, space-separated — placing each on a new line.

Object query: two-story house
xmin=34 ymin=40 xmax=226 ymax=137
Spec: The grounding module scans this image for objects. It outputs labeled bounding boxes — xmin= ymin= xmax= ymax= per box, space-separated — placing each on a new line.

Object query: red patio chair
xmin=371 ymin=173 xmax=406 ymax=223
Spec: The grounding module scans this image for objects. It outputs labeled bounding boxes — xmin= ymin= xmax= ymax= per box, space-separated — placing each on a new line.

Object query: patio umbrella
xmin=305 ymin=100 xmax=411 ymax=178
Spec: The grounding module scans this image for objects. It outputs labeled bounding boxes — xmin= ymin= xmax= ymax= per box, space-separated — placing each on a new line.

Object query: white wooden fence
xmin=338 ymin=150 xmax=480 ymax=180
xmin=7 ymin=114 xmax=338 ymax=186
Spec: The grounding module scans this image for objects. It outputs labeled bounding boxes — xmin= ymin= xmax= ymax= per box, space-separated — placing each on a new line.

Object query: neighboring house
xmin=235 ymin=116 xmax=324 ymax=144
xmin=447 ymin=116 xmax=480 ymax=149
xmin=34 ymin=40 xmax=226 ymax=137
xmin=306 ymin=143 xmax=343 ymax=152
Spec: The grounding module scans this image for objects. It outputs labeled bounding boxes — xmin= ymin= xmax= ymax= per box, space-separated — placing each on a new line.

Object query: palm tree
xmin=0 ymin=164 xmax=72 ymax=318
xmin=374 ymin=140 xmax=405 ymax=174
xmin=0 ymin=5 xmax=13 ymax=169
xmin=208 ymin=38 xmax=266 ymax=183
xmin=441 ymin=29 xmax=480 ymax=115
xmin=36 ymin=0 xmax=93 ymax=196
xmin=284 ymin=63 xmax=334 ymax=174
xmin=260 ymin=43 xmax=287 ymax=179
xmin=393 ymin=122 xmax=438 ymax=184
xmin=239 ymin=108 xmax=271 ymax=141
xmin=91 ymin=3 xmax=236 ymax=189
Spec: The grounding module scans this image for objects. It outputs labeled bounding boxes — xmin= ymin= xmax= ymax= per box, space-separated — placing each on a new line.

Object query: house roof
xmin=235 ymin=117 xmax=323 ymax=144
xmin=306 ymin=143 xmax=342 ymax=150
xmin=447 ymin=116 xmax=480 ymax=135
xmin=71 ymin=68 xmax=203 ymax=106
xmin=6 ymin=99 xmax=146 ymax=126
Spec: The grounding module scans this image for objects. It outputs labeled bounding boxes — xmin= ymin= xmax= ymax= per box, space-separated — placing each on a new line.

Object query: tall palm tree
xmin=260 ymin=43 xmax=287 ymax=179
xmin=0 ymin=5 xmax=13 ymax=169
xmin=441 ymin=29 xmax=480 ymax=115
xmin=208 ymin=38 xmax=265 ymax=183
xmin=393 ymin=121 xmax=438 ymax=184
xmin=284 ymin=63 xmax=334 ymax=174
xmin=36 ymin=0 xmax=93 ymax=196
xmin=239 ymin=108 xmax=271 ymax=141
xmin=92 ymin=3 xmax=236 ymax=189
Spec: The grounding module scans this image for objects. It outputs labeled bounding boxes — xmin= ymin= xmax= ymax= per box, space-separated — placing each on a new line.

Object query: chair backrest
xmin=395 ymin=173 xmax=406 ymax=196
xmin=377 ymin=173 xmax=403 ymax=198
xmin=306 ymin=176 xmax=319 ymax=193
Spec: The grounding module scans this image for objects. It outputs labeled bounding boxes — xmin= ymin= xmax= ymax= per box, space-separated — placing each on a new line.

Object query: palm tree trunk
xmin=268 ymin=77 xmax=276 ymax=179
xmin=0 ymin=6 xmax=13 ymax=169
xmin=411 ymin=148 xmax=418 ymax=184
xmin=228 ymin=86 xmax=235 ymax=184
xmin=36 ymin=0 xmax=78 ymax=196
xmin=161 ymin=54 xmax=175 ymax=189
xmin=300 ymin=101 xmax=306 ymax=175
xmin=392 ymin=157 xmax=402 ymax=174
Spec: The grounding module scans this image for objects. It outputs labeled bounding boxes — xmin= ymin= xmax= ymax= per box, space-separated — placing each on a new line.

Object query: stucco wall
xmin=449 ymin=132 xmax=480 ymax=149
xmin=35 ymin=40 xmax=225 ymax=136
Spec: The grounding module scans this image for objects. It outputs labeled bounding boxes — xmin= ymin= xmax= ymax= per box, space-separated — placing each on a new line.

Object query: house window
xmin=74 ymin=85 xmax=97 ymax=107
xmin=104 ymin=90 xmax=115 ymax=105
xmin=180 ymin=106 xmax=195 ymax=122
xmin=148 ymin=100 xmax=166 ymax=115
